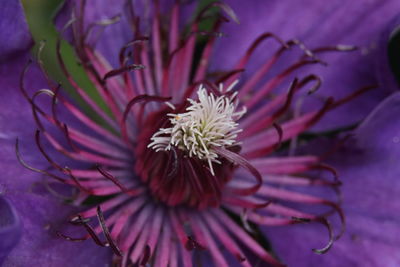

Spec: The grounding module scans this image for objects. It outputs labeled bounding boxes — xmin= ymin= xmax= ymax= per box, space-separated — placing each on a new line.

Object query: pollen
xmin=148 ymin=82 xmax=246 ymax=175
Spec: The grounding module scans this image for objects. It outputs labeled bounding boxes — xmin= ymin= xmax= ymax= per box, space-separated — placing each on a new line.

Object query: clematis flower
xmin=1 ymin=0 xmax=399 ymax=266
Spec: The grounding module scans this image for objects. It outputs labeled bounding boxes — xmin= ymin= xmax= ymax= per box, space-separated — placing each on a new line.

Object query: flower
xmin=1 ymin=0 xmax=400 ymax=266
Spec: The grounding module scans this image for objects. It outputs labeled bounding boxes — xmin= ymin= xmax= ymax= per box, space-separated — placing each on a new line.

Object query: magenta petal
xmin=0 ymin=196 xmax=21 ymax=265
xmin=212 ymin=0 xmax=400 ymax=130
xmin=263 ymin=93 xmax=400 ymax=267
xmin=54 ymin=0 xmax=196 ymax=67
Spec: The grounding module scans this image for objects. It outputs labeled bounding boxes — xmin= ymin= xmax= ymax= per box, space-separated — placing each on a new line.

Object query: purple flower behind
xmin=213 ymin=0 xmax=400 ymax=131
xmin=264 ymin=93 xmax=400 ymax=267
xmin=0 ymin=1 xmax=111 ymax=266
xmin=1 ymin=0 xmax=400 ymax=266
xmin=0 ymin=1 xmax=32 ymax=63
xmin=0 ymin=196 xmax=21 ymax=265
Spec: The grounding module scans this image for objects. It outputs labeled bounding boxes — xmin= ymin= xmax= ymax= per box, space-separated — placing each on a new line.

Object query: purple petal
xmin=2 ymin=192 xmax=113 ymax=267
xmin=263 ymin=93 xmax=400 ymax=266
xmin=377 ymin=14 xmax=400 ymax=92
xmin=0 ymin=1 xmax=32 ymax=62
xmin=212 ymin=0 xmax=400 ymax=130
xmin=55 ymin=0 xmax=130 ymax=67
xmin=0 ymin=196 xmax=21 ymax=265
xmin=0 ymin=59 xmax=113 ymax=267
xmin=0 ymin=3 xmax=113 ymax=265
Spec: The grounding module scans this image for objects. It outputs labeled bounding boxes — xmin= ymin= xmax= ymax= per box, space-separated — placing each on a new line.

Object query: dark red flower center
xmin=134 ymin=100 xmax=238 ymax=209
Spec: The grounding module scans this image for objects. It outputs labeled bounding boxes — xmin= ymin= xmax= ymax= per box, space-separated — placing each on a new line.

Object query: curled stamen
xmin=245 ymin=59 xmax=325 ymax=109
xmin=70 ymin=216 xmax=90 ymax=224
xmin=42 ymin=175 xmax=79 ymax=201
xmin=287 ymin=215 xmax=334 ymax=254
xmin=50 ymin=84 xmax=63 ymax=124
xmin=61 ymin=124 xmax=80 ymax=152
xmin=96 ymin=165 xmax=139 ymax=195
xmin=64 ymin=167 xmax=93 ymax=194
xmin=69 ymin=215 xmax=107 ymax=247
xmin=312 ymin=217 xmax=334 ymax=254
xmin=272 ymin=123 xmax=283 ymax=150
xmin=121 ymin=95 xmax=171 ymax=143
xmin=34 ymin=87 xmax=82 ymax=154
xmin=247 ymin=33 xmax=289 ymax=56
xmin=191 ymin=30 xmax=225 ymax=37
xmin=307 ymin=45 xmax=358 ymax=57
xmin=224 ymin=196 xmax=271 ymax=209
xmin=15 ymin=138 xmax=67 ymax=184
xmin=19 ymin=59 xmax=34 ymax=103
xmin=201 ymin=80 xmax=223 ymax=96
xmin=240 ymin=208 xmax=255 ymax=233
xmin=56 ymin=231 xmax=88 ymax=242
xmin=84 ymin=14 xmax=122 ymax=43
xmin=56 ymin=18 xmax=120 ymax=130
xmin=298 ymin=74 xmax=322 ymax=95
xmin=216 ymin=69 xmax=245 ymax=84
xmin=34 ymin=130 xmax=64 ymax=171
xmin=214 ymin=146 xmax=262 ymax=195
xmin=94 ymin=14 xmax=121 ymax=26
xmin=167 ymin=146 xmax=179 ymax=179
xmin=118 ymin=37 xmax=149 ymax=65
xmin=288 ymin=39 xmax=319 ymax=61
xmin=36 ymin=40 xmax=58 ymax=88
xmin=329 ymin=85 xmax=377 ymax=110
xmin=97 ymin=206 xmax=123 ymax=256
xmin=241 ymin=78 xmax=298 ymax=139
xmin=31 ymin=89 xmax=56 ymax=131
xmin=269 ymin=78 xmax=298 ymax=120
xmin=326 ymin=202 xmax=346 ymax=240
xmin=102 ymin=64 xmax=145 ymax=82
xmin=313 ymin=163 xmax=340 ymax=183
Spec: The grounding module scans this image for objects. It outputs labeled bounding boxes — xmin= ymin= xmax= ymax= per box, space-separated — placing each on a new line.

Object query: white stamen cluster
xmin=148 ymin=82 xmax=246 ymax=175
